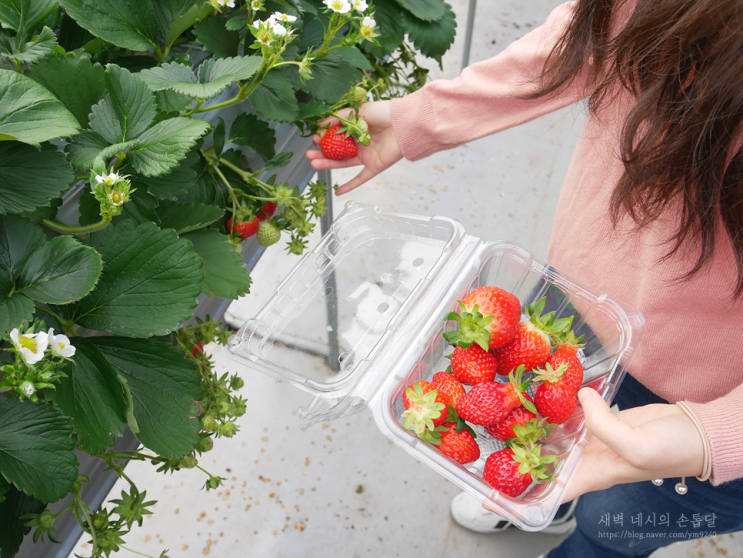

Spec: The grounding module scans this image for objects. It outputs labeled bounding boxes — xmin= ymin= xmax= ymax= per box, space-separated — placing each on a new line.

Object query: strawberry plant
xmin=0 ymin=0 xmax=457 ymax=556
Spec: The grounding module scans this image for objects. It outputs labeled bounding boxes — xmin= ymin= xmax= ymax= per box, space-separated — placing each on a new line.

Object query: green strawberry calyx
xmin=526 ymin=297 xmax=573 ymax=338
xmin=402 ymin=383 xmax=447 ymax=437
xmin=445 ymin=404 xmax=477 ymax=438
xmin=331 ymin=111 xmax=371 ymax=146
xmin=508 ymin=365 xmax=537 ymax=414
xmin=511 ymin=444 xmax=557 ymax=483
xmin=443 ymin=301 xmax=493 ymax=351
xmin=553 ymin=329 xmax=586 ymax=351
xmin=508 ymin=418 xmax=556 ymax=448
xmin=533 ymin=362 xmax=569 ymax=384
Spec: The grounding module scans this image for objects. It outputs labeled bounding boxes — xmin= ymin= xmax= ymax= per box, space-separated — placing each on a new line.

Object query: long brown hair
xmin=532 ymin=0 xmax=743 ymax=297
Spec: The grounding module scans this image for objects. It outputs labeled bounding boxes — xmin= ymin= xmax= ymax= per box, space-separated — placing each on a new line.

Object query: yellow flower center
xmin=58 ymin=341 xmax=66 ymax=350
xmin=19 ymin=335 xmax=37 ymax=353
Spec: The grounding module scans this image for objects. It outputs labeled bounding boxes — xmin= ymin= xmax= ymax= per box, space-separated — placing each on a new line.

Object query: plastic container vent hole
xmin=325 ymin=287 xmax=334 ymax=295
xmin=377 ymin=303 xmax=389 ymax=313
xmin=338 ymin=352 xmax=352 ymax=365
xmin=412 ymin=258 xmax=425 ymax=267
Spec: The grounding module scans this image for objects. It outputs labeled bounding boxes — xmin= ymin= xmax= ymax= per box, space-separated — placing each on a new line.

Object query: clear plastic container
xmin=227 ymin=201 xmax=645 ymax=531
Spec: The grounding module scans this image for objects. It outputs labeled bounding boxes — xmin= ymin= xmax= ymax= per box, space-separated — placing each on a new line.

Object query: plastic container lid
xmin=228 ymin=201 xmax=644 ymax=531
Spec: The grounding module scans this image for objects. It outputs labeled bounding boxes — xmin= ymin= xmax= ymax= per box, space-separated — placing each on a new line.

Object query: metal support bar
xmin=317 ymin=169 xmax=341 ymax=374
xmin=461 ymin=0 xmax=478 ymax=70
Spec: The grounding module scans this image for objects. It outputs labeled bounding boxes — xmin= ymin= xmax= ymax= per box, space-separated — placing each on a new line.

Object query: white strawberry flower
xmin=360 ymin=16 xmax=376 ymax=38
xmin=48 ymin=328 xmax=76 ymax=359
xmin=251 ymin=0 xmax=263 ymax=9
xmin=272 ymin=12 xmax=297 ymax=23
xmin=20 ymin=381 xmax=35 ymax=397
xmin=272 ymin=22 xmax=288 ymax=36
xmin=324 ymin=0 xmax=351 ymax=14
xmin=209 ymin=0 xmax=236 ymax=8
xmin=352 ymin=0 xmax=367 ymax=12
xmin=95 ymin=172 xmax=121 ymax=186
xmin=9 ymin=328 xmax=49 ymax=365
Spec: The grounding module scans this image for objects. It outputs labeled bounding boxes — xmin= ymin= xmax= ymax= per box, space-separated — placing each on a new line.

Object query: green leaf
xmin=91 ymin=337 xmax=203 ymax=459
xmin=395 ymin=0 xmax=445 ymax=21
xmin=297 ymin=101 xmax=332 ymax=120
xmin=263 ymin=151 xmax=292 ymax=171
xmin=155 ymin=201 xmax=224 ymax=234
xmin=56 ymin=0 xmax=160 ymax=50
xmin=0 ymin=69 xmax=80 ymax=146
xmin=250 ymin=69 xmax=298 ymax=123
xmin=360 ymin=0 xmax=404 ymax=56
xmin=89 ymin=64 xmax=157 ymax=144
xmin=202 ymin=54 xmax=263 ymax=81
xmin=112 ymin=188 xmax=159 ymax=225
xmin=334 ymin=46 xmax=373 ymax=70
xmin=137 ymin=62 xmax=196 ymax=92
xmin=0 ymin=485 xmax=45 ymax=557
xmin=0 ymin=0 xmax=57 ymax=38
xmin=0 ymin=141 xmax=75 ymax=214
xmin=0 ymin=215 xmax=100 ymax=332
xmin=0 ymin=25 xmax=57 ymax=64
xmin=18 ymin=235 xmax=102 ymax=304
xmin=163 ymin=1 xmax=212 ymax=48
xmin=0 ymin=476 xmax=7 ymax=504
xmin=127 ymin=117 xmax=210 ymax=177
xmin=213 ymin=116 xmax=225 ymax=158
xmin=228 ymin=112 xmax=276 ymax=161
xmin=0 ymin=397 xmax=77 ymax=502
xmin=194 ymin=15 xmax=239 ymax=59
xmin=183 ymin=228 xmax=251 ymax=299
xmin=65 ymin=130 xmax=138 ymax=171
xmin=45 ymin=338 xmax=129 ymax=454
xmin=403 ymin=2 xmax=456 ymax=59
xmin=130 ymin=166 xmax=197 ymax=201
xmin=63 ymin=220 xmax=203 ymax=337
xmin=156 ymin=89 xmax=193 ymax=113
xmin=225 ymin=16 xmax=246 ymax=31
xmin=25 ymin=53 xmax=106 ymax=128
xmin=300 ymin=52 xmax=360 ymax=104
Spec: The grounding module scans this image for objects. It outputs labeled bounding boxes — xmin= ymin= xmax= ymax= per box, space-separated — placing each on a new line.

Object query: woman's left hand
xmin=563 ymin=388 xmax=706 ymax=503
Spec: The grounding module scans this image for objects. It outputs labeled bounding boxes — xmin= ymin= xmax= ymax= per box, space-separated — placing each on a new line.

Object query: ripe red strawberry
xmin=485 ymin=397 xmax=536 ymax=442
xmin=257 ymin=201 xmax=277 ymax=221
xmin=320 ymin=126 xmax=358 ymax=160
xmin=493 ymin=297 xmax=572 ymax=374
xmin=227 ymin=215 xmax=259 ymax=239
xmin=552 ymin=330 xmax=585 ymax=357
xmin=444 ymin=287 xmax=521 ymax=350
xmin=534 ymin=382 xmax=577 ymax=424
xmin=449 ymin=344 xmax=498 ymax=385
xmin=432 ymin=372 xmax=466 ymax=408
xmin=191 ymin=341 xmax=204 ymax=357
xmin=402 ymin=381 xmax=449 ymax=436
xmin=483 ymin=445 xmax=555 ymax=497
xmin=456 ymin=367 xmax=535 ymax=426
xmin=543 ymin=351 xmax=584 ymax=392
xmin=437 ymin=422 xmax=480 ymax=464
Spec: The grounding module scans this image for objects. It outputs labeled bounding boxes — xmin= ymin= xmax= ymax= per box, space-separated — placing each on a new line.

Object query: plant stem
xmin=210 ymin=164 xmax=243 ymax=210
xmin=182 ymin=98 xmax=204 ymax=116
xmin=42 ymin=218 xmax=111 ymax=235
xmin=35 ymin=305 xmax=75 ymax=335
xmin=121 ymin=546 xmax=160 ymax=558
xmin=78 ymin=498 xmax=98 ymax=557
xmin=193 ymin=90 xmax=245 ymax=113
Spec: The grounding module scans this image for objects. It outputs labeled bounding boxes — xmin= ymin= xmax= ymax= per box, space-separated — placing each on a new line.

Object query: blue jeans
xmin=547 ymin=374 xmax=743 ymax=558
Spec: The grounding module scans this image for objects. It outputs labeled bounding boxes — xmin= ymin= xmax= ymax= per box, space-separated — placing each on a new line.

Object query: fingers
xmin=306 ymin=149 xmax=363 ymax=170
xmin=578 ymin=388 xmax=646 ymax=465
xmin=336 ymin=166 xmax=378 ymax=195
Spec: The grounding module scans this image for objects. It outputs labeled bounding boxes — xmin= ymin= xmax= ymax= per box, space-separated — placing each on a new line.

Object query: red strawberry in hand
xmin=493 ymin=297 xmax=573 ymax=374
xmin=402 ymin=381 xmax=449 ymax=437
xmin=320 ymin=126 xmax=358 ymax=160
xmin=483 ymin=444 xmax=556 ymax=497
xmin=227 ymin=215 xmax=259 ymax=239
xmin=444 ymin=288 xmax=521 ymax=351
xmin=436 ymin=422 xmax=480 ymax=464
xmin=449 ymin=344 xmax=498 ymax=385
xmin=534 ymin=382 xmax=577 ymax=424
xmin=456 ymin=366 xmax=535 ymax=426
xmin=540 ymin=352 xmax=584 ymax=393
xmin=485 ymin=397 xmax=536 ymax=442
xmin=432 ymin=372 xmax=466 ymax=408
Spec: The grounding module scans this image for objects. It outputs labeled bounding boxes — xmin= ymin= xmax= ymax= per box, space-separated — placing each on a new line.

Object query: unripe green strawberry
xmin=201 ymin=413 xmax=219 ymax=432
xmin=197 ymin=434 xmax=214 ymax=453
xmin=219 ymin=420 xmax=239 ymax=437
xmin=92 ymin=510 xmax=109 ymax=531
xmin=230 ymin=375 xmax=244 ymax=390
xmin=257 ymin=220 xmax=281 ymax=247
xmin=181 ymin=455 xmax=198 ymax=468
xmin=353 ymin=86 xmax=367 ymax=104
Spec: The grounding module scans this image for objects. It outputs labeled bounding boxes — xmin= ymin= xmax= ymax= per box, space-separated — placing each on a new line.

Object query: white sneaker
xmin=450 ymin=492 xmax=578 ymax=535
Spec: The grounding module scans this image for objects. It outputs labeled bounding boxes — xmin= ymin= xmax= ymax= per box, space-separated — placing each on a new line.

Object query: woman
xmin=306 ymin=1 xmax=743 ymax=556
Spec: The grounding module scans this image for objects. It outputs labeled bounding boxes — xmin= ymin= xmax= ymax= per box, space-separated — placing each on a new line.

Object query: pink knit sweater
xmin=390 ymin=2 xmax=743 ymax=485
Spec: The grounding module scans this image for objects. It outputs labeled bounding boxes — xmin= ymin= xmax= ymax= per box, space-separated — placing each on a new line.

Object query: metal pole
xmin=461 ymin=0 xmax=478 ymax=70
xmin=317 ymin=169 xmax=341 ymax=373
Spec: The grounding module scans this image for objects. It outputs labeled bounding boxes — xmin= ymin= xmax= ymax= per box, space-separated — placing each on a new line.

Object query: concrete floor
xmin=69 ymin=0 xmax=743 ymax=557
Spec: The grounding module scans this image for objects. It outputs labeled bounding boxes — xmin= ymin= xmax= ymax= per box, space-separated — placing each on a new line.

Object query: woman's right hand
xmin=305 ymin=100 xmax=403 ymax=195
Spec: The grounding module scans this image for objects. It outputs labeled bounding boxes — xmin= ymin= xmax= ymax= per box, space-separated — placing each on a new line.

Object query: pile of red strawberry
xmin=401 ymin=286 xmax=587 ymax=498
